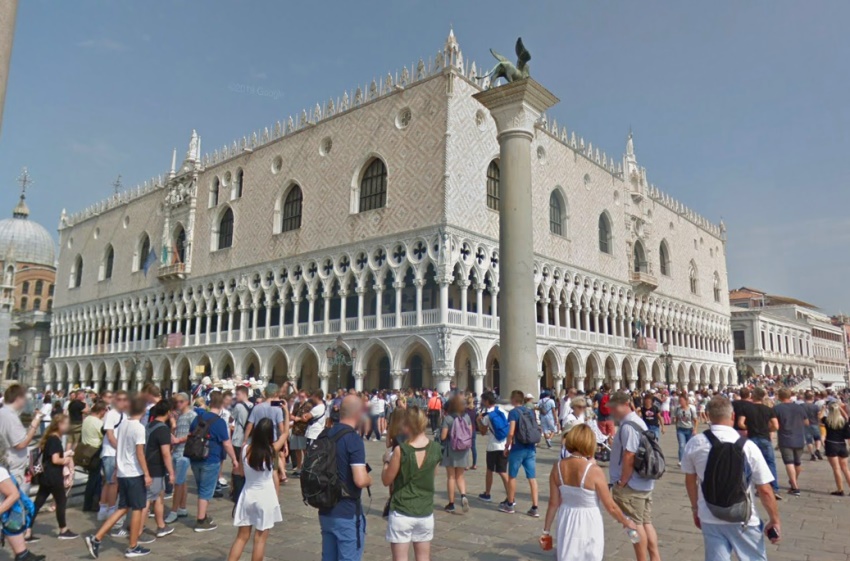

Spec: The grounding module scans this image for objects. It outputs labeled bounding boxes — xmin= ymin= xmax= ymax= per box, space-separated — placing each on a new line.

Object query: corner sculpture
xmin=476 ymin=37 xmax=531 ymax=86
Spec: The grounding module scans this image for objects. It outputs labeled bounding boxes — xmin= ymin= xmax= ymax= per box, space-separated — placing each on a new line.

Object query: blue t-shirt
xmin=189 ymin=408 xmax=230 ymax=465
xmin=508 ymin=406 xmax=536 ymax=451
xmin=320 ymin=424 xmax=366 ymax=518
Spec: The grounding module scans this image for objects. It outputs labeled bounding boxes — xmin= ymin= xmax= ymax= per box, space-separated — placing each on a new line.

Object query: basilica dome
xmin=0 ymin=197 xmax=56 ymax=268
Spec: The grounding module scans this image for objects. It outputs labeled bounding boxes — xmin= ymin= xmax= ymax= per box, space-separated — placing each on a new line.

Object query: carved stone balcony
xmin=158 ymin=263 xmax=187 ymax=280
xmin=630 ymin=265 xmax=658 ymax=292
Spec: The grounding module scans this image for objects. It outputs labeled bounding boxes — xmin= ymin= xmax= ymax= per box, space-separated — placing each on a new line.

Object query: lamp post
xmin=736 ymin=358 xmax=746 ymax=387
xmin=807 ymin=369 xmax=814 ymax=391
xmin=661 ymin=341 xmax=673 ymax=390
xmin=326 ymin=336 xmax=356 ymax=392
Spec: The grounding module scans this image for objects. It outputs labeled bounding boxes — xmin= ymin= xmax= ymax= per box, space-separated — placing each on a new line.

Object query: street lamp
xmin=326 ymin=336 xmax=356 ymax=392
xmin=661 ymin=341 xmax=673 ymax=390
xmin=736 ymin=358 xmax=746 ymax=387
xmin=807 ymin=370 xmax=814 ymax=391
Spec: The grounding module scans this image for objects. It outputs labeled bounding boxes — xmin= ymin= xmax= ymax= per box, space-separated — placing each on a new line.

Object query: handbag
xmin=74 ymin=442 xmax=101 ymax=471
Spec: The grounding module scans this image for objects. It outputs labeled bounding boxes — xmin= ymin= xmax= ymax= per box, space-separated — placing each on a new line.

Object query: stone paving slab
xmin=20 ymin=429 xmax=850 ymax=560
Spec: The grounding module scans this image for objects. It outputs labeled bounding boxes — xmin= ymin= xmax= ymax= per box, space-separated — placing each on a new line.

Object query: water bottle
xmin=625 ymin=518 xmax=640 ymax=544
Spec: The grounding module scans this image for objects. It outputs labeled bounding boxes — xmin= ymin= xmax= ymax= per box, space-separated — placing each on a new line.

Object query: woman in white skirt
xmin=227 ymin=418 xmax=285 ymax=561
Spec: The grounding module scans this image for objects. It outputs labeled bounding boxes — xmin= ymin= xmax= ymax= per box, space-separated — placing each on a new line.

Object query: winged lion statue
xmin=476 ymin=37 xmax=531 ymax=86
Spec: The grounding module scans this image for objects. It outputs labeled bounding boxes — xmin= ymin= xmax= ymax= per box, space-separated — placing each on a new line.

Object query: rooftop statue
xmin=476 ymin=37 xmax=531 ymax=86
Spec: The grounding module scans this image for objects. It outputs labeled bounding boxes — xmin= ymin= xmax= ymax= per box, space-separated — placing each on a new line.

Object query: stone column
xmin=414 ymin=280 xmax=424 ymax=326
xmin=474 ymin=370 xmax=486 ymax=397
xmin=0 ymin=0 xmax=19 ymax=137
xmin=339 ymin=290 xmax=348 ymax=333
xmin=474 ymin=79 xmax=558 ymax=396
xmin=322 ymin=292 xmax=331 ymax=334
xmin=391 ymin=369 xmax=403 ymax=390
xmin=394 ymin=281 xmax=403 ymax=328
xmin=319 ymin=371 xmax=329 ymax=396
xmin=375 ymin=285 xmax=384 ymax=330
xmin=354 ymin=370 xmax=364 ymax=393
xmin=306 ymin=293 xmax=316 ymax=335
xmin=434 ymin=369 xmax=452 ymax=394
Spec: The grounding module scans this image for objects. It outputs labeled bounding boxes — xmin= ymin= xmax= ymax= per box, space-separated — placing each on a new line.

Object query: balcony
xmin=158 ymin=262 xmax=187 ymax=280
xmin=630 ymin=263 xmax=658 ymax=291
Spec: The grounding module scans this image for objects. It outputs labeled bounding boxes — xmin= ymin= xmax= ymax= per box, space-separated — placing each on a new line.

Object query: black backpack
xmin=301 ymin=426 xmax=355 ymax=510
xmin=701 ymin=430 xmax=752 ymax=523
xmin=184 ymin=413 xmax=216 ymax=462
xmin=619 ymin=421 xmax=666 ymax=480
xmin=514 ymin=407 xmax=542 ymax=445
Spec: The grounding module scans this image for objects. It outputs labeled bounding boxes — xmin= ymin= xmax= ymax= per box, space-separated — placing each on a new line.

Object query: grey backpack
xmin=620 ymin=421 xmax=666 ymax=480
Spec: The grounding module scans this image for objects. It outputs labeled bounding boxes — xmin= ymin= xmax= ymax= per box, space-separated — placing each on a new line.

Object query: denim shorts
xmin=174 ymin=456 xmax=191 ymax=485
xmin=804 ymin=425 xmax=821 ymax=443
xmin=191 ymin=461 xmax=219 ymax=501
xmin=101 ymin=455 xmax=117 ymax=483
xmin=508 ymin=447 xmax=536 ymax=479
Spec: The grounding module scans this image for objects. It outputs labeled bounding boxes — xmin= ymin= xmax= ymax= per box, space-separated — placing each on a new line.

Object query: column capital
xmin=473 ymin=79 xmax=559 ymax=138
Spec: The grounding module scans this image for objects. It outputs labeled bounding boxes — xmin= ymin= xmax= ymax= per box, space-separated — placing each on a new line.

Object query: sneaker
xmin=774 ymin=492 xmax=782 ymax=501
xmin=546 ymin=439 xmax=552 ymax=449
xmin=218 ymin=477 xmax=228 ymax=486
xmin=816 ymin=450 xmax=824 ymax=460
xmin=148 ymin=511 xmax=155 ymax=518
xmin=790 ymin=487 xmax=801 ymax=496
xmin=831 ymin=490 xmax=846 ymax=496
xmin=136 ymin=529 xmax=156 ymax=544
xmin=176 ymin=508 xmax=189 ymax=518
xmin=212 ymin=488 xmax=224 ymax=499
xmin=444 ymin=503 xmax=456 ymax=513
xmin=164 ymin=511 xmax=178 ymax=525
xmin=97 ymin=509 xmax=109 ymax=521
xmin=24 ymin=534 xmax=40 ymax=543
xmin=124 ymin=545 xmax=151 ymax=558
xmin=110 ymin=528 xmax=129 ymax=539
xmin=85 ymin=535 xmax=101 ymax=559
xmin=18 ymin=553 xmax=46 ymax=561
xmin=461 ymin=495 xmax=470 ymax=513
xmin=478 ymin=493 xmax=492 ymax=502
xmin=498 ymin=501 xmax=516 ymax=514
xmin=194 ymin=517 xmax=218 ymax=532
xmin=527 ymin=506 xmax=540 ymax=518
xmin=155 ymin=526 xmax=174 ymax=538
xmin=163 ymin=493 xmax=173 ymax=501
xmin=811 ymin=454 xmax=817 ymax=462
xmin=112 ymin=515 xmax=126 ymax=530
xmin=292 ymin=470 xmax=301 ymax=478
xmin=58 ymin=530 xmax=79 ymax=540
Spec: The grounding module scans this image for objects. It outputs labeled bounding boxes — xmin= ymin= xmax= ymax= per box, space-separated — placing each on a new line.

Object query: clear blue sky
xmin=1 ymin=1 xmax=848 ymax=312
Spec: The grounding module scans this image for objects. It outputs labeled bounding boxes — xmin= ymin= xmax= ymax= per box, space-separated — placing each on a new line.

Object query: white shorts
xmin=386 ymin=511 xmax=434 ymax=544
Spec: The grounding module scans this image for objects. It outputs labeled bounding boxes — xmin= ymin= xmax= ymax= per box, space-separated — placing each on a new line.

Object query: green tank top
xmin=389 ymin=440 xmax=442 ymax=518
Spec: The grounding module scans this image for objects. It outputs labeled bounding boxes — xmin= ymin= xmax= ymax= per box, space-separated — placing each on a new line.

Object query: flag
xmin=172 ymin=242 xmax=181 ymax=265
xmin=143 ymin=248 xmax=157 ymax=276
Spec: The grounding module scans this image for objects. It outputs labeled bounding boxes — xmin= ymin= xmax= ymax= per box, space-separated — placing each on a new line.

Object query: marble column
xmin=0 ymin=0 xmax=19 ymax=136
xmin=319 ymin=372 xmax=329 ymax=396
xmin=474 ymin=79 xmax=558 ymax=396
xmin=474 ymin=370 xmax=486 ymax=397
xmin=354 ymin=371 xmax=364 ymax=392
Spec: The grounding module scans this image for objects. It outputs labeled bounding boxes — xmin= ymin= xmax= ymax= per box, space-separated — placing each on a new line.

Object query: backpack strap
xmin=617 ymin=420 xmax=644 ymax=465
xmin=703 ymin=429 xmax=720 ymax=447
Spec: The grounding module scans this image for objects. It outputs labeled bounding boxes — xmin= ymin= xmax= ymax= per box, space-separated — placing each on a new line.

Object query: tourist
xmin=81 ymin=401 xmax=107 ymax=513
xmin=682 ymin=396 xmax=780 ymax=560
xmin=298 ymin=390 xmax=327 ymax=445
xmin=244 ymin=384 xmax=288 ymax=483
xmin=559 ymin=388 xmax=577 ymax=428
xmin=639 ymin=394 xmax=664 ymax=440
xmin=538 ymin=391 xmax=557 ymax=448
xmin=0 ymin=463 xmax=45 ymax=561
xmin=164 ymin=392 xmax=196 ymax=524
xmin=660 ymin=392 xmax=672 ymax=426
xmin=672 ymin=394 xmax=698 ymax=466
xmin=0 ymin=385 xmax=43 ymax=496
xmin=189 ymin=391 xmax=239 ymax=532
xmin=67 ymin=390 xmax=88 ymax=451
xmin=593 ymin=386 xmax=614 ymax=438
xmin=39 ymin=394 xmax=53 ymax=433
xmin=319 ymin=395 xmax=372 ymax=561
xmin=367 ymin=390 xmax=387 ymax=441
xmin=801 ymin=392 xmax=824 ymax=461
xmin=440 ymin=394 xmax=472 ymax=513
xmin=226 ymin=418 xmax=285 ymax=561
xmin=563 ymin=396 xmax=608 ymax=454
xmin=822 ymin=401 xmax=850 ymax=495
xmin=736 ymin=387 xmax=780 ymax=499
xmin=143 ymin=400 xmax=175 ymax=538
xmin=540 ymin=424 xmax=636 ymax=561
xmin=427 ymin=392 xmax=443 ymax=435
xmin=85 ymin=395 xmax=153 ymax=558
xmin=609 ymin=391 xmax=660 ymax=561
xmin=501 ymin=390 xmax=540 ymax=517
xmin=476 ymin=390 xmax=510 ymax=501
xmin=731 ymin=387 xmax=753 ymax=438
xmin=32 ymin=413 xmax=77 ymax=540
xmin=465 ymin=394 xmax=478 ymax=469
xmin=229 ymin=385 xmax=253 ymax=491
xmin=381 ymin=407 xmax=441 ymax=561
xmin=289 ymin=392 xmax=311 ymax=477
xmin=98 ymin=390 xmax=128 ymax=521
xmin=774 ymin=388 xmax=808 ymax=496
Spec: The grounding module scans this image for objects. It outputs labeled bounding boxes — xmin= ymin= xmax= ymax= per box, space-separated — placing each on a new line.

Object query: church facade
xmin=45 ymin=32 xmax=734 ymax=396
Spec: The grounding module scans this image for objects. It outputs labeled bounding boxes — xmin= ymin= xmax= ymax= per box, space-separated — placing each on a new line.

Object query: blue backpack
xmin=488 ymin=407 xmax=510 ymax=441
xmin=1 ymin=474 xmax=35 ymax=536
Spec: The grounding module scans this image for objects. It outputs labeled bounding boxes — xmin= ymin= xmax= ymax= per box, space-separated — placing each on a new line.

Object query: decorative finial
xmin=16 ymin=167 xmax=33 ymax=197
xmin=112 ymin=174 xmax=123 ymax=195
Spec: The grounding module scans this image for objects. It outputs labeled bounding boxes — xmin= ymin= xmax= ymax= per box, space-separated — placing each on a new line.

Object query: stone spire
xmin=179 ymin=130 xmax=200 ymax=174
xmin=13 ymin=166 xmax=31 ymax=219
xmin=625 ymin=129 xmax=639 ymax=179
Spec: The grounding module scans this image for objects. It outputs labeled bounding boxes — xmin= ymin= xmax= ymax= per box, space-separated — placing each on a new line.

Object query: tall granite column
xmin=474 ymin=79 xmax=558 ymax=396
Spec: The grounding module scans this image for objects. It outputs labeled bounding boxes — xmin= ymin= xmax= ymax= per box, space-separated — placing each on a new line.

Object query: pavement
xmin=21 ymin=427 xmax=850 ymax=561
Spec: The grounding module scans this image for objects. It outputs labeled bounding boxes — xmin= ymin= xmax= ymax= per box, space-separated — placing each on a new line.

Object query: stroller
xmin=586 ymin=417 xmax=612 ymax=464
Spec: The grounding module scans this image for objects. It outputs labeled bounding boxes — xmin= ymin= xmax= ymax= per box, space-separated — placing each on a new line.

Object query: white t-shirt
xmin=220 ymin=408 xmax=232 ymax=426
xmin=681 ymin=424 xmax=773 ymax=527
xmin=101 ymin=409 xmax=124 ymax=458
xmin=559 ymin=397 xmax=572 ymax=423
xmin=369 ymin=396 xmax=386 ymax=416
xmin=116 ymin=419 xmax=146 ymax=478
xmin=39 ymin=403 xmax=53 ymax=418
xmin=305 ymin=403 xmax=327 ymax=440
xmin=479 ymin=406 xmax=508 ymax=451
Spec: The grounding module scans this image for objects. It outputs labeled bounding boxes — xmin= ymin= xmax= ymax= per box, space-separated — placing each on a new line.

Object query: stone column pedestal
xmin=474 ymin=79 xmax=558 ymax=397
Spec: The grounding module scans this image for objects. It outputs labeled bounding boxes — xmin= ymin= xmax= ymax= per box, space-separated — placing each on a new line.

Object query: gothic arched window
xmin=486 ymin=160 xmax=500 ymax=211
xmin=281 ymin=185 xmax=303 ymax=232
xmin=102 ymin=244 xmax=114 ymax=280
xmin=689 ymin=261 xmax=699 ymax=294
xmin=659 ymin=240 xmax=671 ymax=276
xmin=217 ymin=207 xmax=234 ymax=249
xmin=359 ymin=159 xmax=387 ymax=212
xmin=549 ymin=190 xmax=566 ymax=236
xmin=598 ymin=213 xmax=612 ymax=254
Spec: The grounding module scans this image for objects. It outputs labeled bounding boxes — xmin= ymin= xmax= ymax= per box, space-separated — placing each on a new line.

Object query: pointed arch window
xmin=134 ymin=234 xmax=151 ymax=272
xmin=549 ymin=189 xmax=567 ymax=236
xmin=598 ymin=213 xmax=612 ymax=254
xmin=689 ymin=261 xmax=699 ymax=294
xmin=71 ymin=255 xmax=83 ymax=288
xmin=175 ymin=226 xmax=187 ymax=263
xmin=281 ymin=185 xmax=303 ymax=232
xmin=486 ymin=160 xmax=500 ymax=211
xmin=633 ymin=241 xmax=648 ymax=273
xmin=209 ymin=177 xmax=220 ymax=207
xmin=234 ymin=168 xmax=244 ymax=199
xmin=217 ymin=208 xmax=234 ymax=250
xmin=659 ymin=240 xmax=671 ymax=276
xmin=359 ymin=158 xmax=387 ymax=212
xmin=101 ymin=244 xmax=115 ymax=280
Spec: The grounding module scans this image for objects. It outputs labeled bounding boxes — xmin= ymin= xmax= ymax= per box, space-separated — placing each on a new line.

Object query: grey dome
xmin=0 ymin=198 xmax=56 ymax=267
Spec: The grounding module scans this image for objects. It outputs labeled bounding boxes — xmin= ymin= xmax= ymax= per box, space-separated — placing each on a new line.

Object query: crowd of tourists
xmin=0 ymin=378 xmax=847 ymax=560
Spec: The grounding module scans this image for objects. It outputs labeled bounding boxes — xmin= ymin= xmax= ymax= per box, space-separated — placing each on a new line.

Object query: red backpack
xmin=599 ymin=394 xmax=611 ymax=417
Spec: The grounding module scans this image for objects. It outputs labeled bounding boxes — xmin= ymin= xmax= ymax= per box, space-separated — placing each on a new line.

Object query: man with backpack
xmin=164 ymin=393 xmax=196 ymax=525
xmin=427 ymin=392 xmax=443 ymax=435
xmin=594 ymin=385 xmax=615 ymax=437
xmin=609 ymin=391 xmax=661 ymax=561
xmin=142 ymin=400 xmax=175 ymax=539
xmin=500 ymin=391 xmax=541 ymax=517
xmin=476 ymin=391 xmax=510 ymax=503
xmin=682 ymin=395 xmax=781 ymax=560
xmin=304 ymin=394 xmax=371 ymax=561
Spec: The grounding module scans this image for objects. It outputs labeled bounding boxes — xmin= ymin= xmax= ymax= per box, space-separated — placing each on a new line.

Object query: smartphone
xmin=766 ymin=526 xmax=780 ymax=542
xmin=270 ymin=400 xmax=282 ymax=407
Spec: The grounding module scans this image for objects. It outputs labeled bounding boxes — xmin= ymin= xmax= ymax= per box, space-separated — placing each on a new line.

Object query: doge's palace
xmin=45 ymin=31 xmax=734 ymax=396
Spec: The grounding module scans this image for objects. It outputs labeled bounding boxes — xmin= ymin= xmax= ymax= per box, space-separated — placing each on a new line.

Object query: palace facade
xmin=45 ymin=32 xmax=734 ymax=396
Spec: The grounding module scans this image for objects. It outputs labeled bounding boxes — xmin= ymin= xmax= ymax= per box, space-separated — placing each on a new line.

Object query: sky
xmin=1 ymin=1 xmax=848 ymax=312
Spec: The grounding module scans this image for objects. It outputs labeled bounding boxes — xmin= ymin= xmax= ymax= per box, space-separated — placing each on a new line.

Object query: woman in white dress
xmin=227 ymin=418 xmax=285 ymax=561
xmin=540 ymin=425 xmax=635 ymax=561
